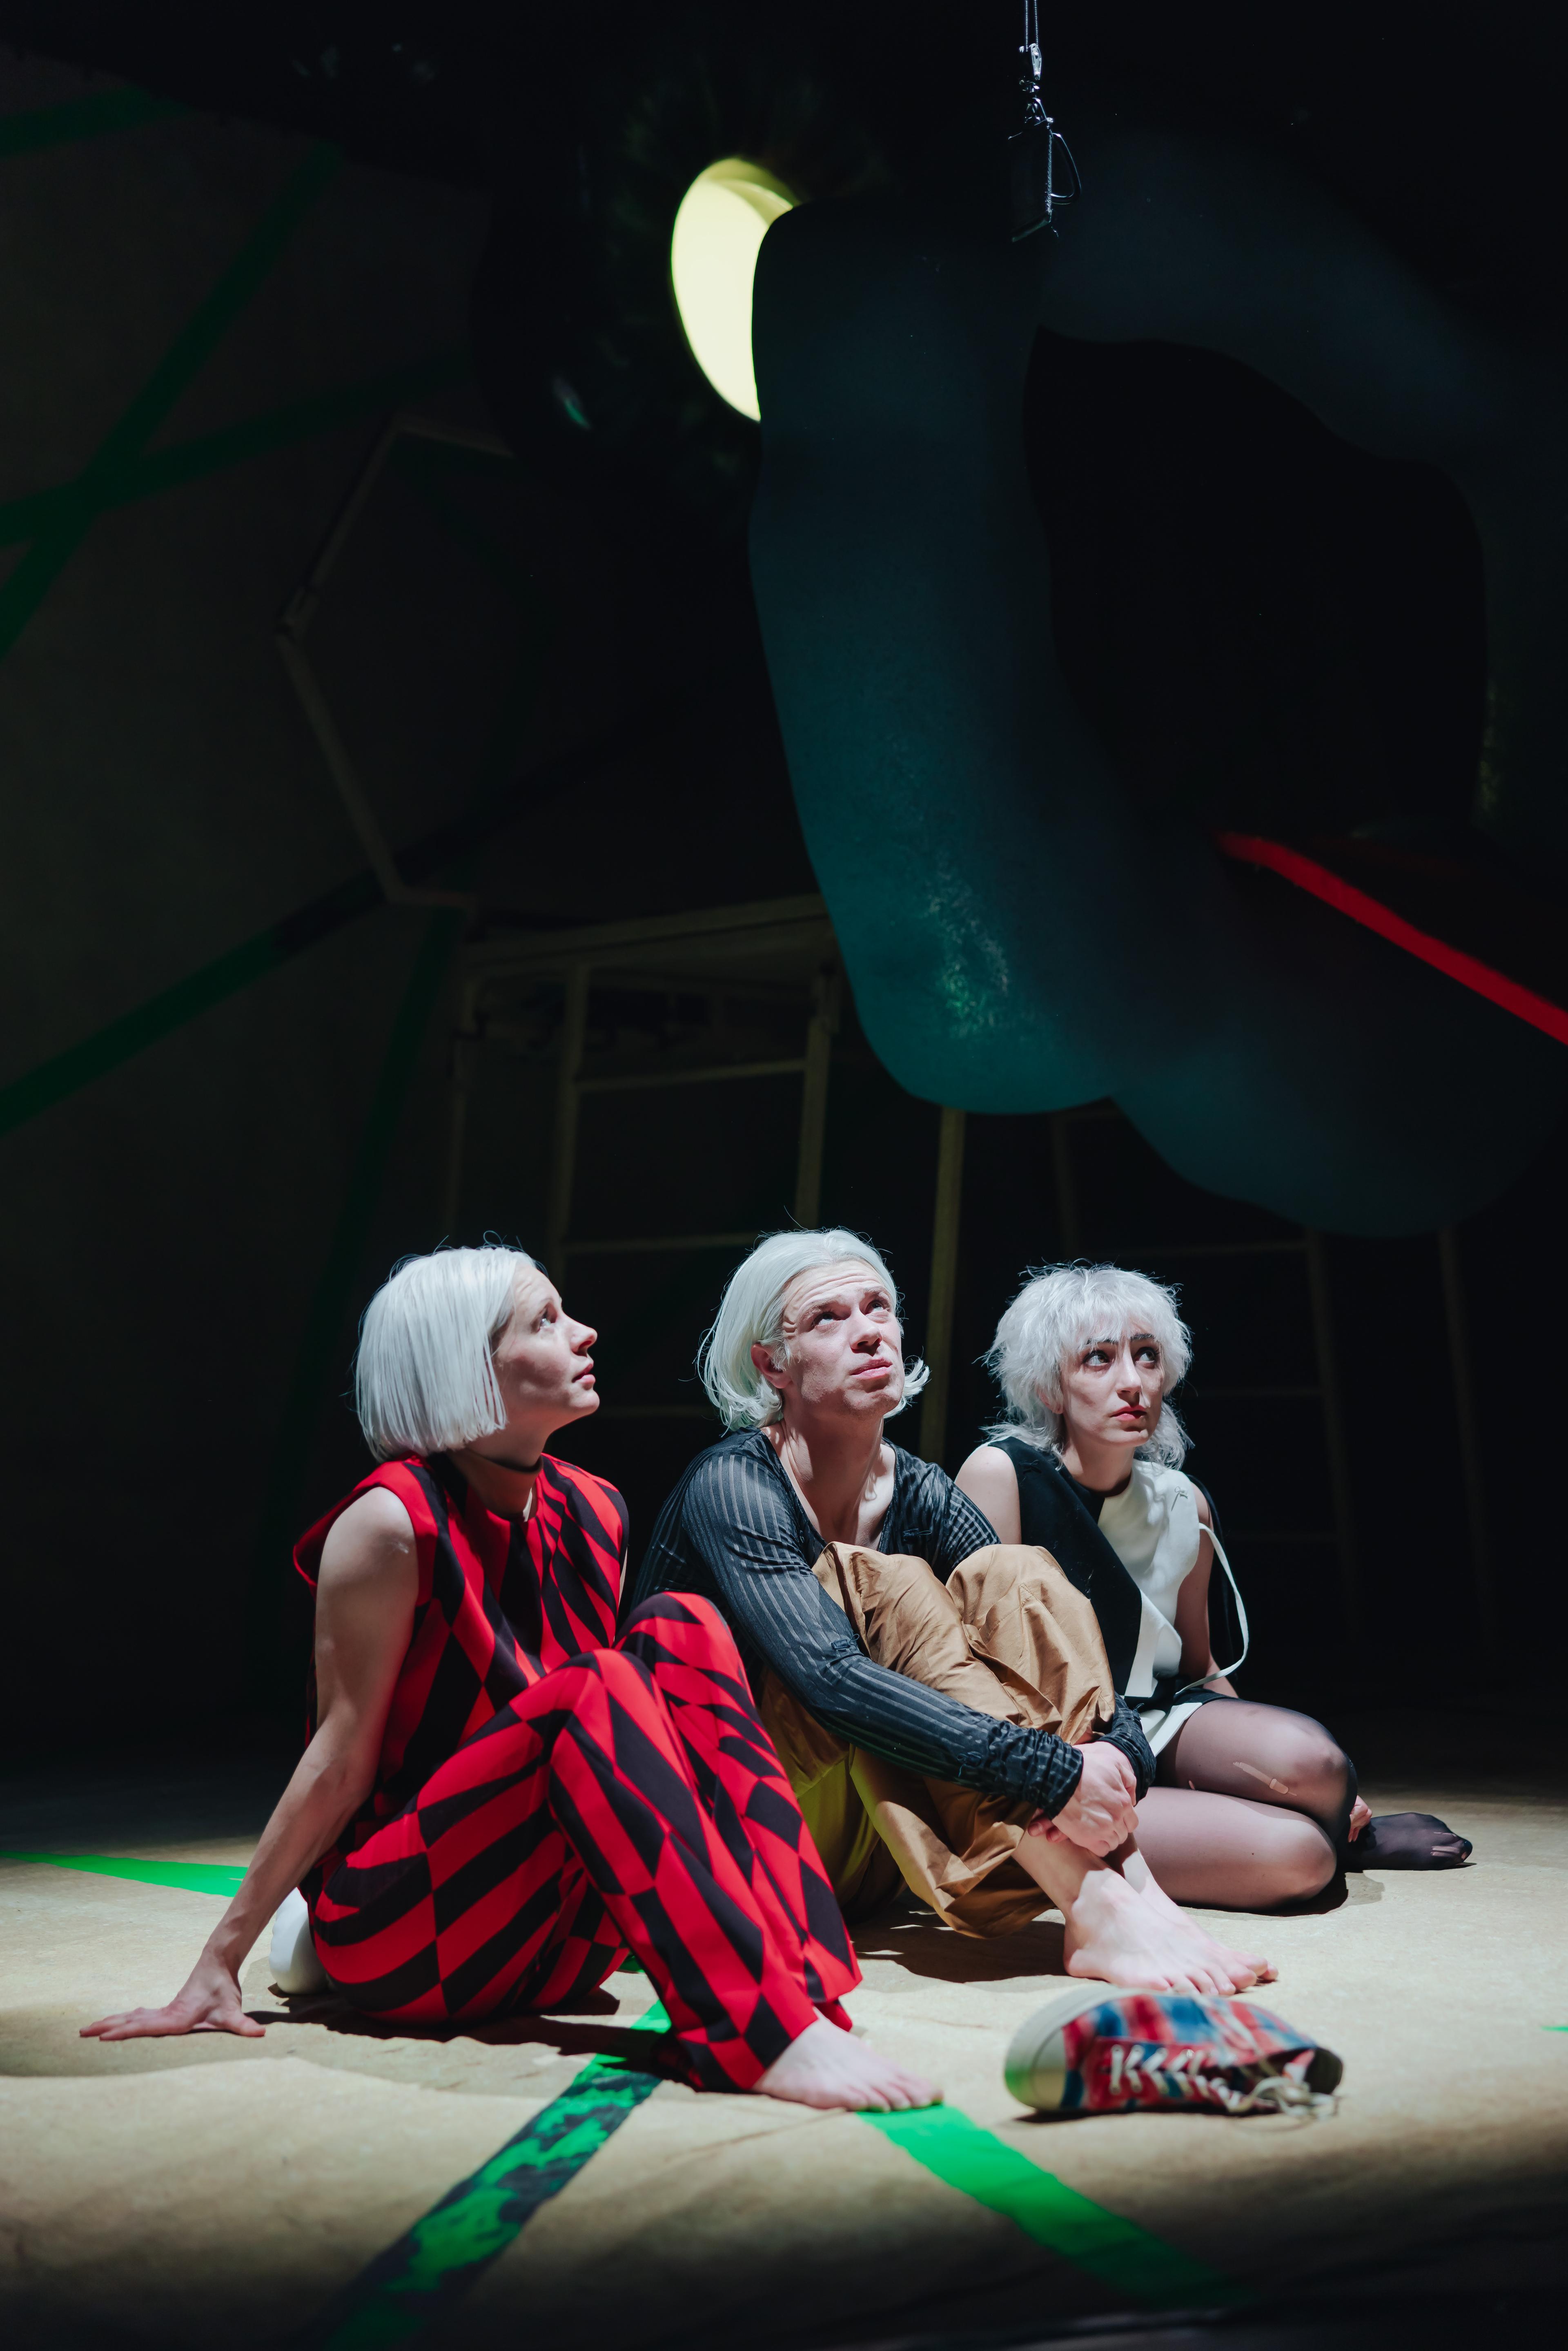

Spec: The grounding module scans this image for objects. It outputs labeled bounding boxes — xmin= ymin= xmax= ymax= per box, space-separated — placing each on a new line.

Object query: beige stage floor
xmin=2 ymin=1736 xmax=1565 ymax=2351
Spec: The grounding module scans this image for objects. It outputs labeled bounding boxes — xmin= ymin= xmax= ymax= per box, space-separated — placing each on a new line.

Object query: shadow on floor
xmin=852 ymin=1902 xmax=1071 ymax=1984
xmin=792 ymin=2286 xmax=1562 ymax=2351
xmin=848 ymin=1870 xmax=1356 ymax=1986
xmin=246 ymin=1985 xmax=680 ymax=2066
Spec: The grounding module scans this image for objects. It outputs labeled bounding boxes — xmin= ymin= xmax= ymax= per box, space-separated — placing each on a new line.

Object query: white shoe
xmin=268 ymin=1886 xmax=330 ymax=1994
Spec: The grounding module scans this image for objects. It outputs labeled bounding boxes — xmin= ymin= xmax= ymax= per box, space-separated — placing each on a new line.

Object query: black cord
xmin=1019 ymin=0 xmax=1045 ymax=125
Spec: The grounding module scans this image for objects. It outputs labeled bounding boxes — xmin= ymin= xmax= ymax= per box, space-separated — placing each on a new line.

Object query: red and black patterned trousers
xmin=311 ymin=1593 xmax=860 ymax=2090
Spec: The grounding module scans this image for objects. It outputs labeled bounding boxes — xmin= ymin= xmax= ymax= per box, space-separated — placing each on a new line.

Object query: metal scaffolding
xmin=444 ymin=896 xmax=838 ymax=1420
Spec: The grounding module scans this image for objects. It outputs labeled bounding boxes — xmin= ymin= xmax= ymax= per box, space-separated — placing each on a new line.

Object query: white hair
xmin=986 ymin=1261 xmax=1192 ymax=1468
xmin=354 ymin=1244 xmax=537 ymax=1460
xmin=698 ymin=1228 xmax=930 ymax=1432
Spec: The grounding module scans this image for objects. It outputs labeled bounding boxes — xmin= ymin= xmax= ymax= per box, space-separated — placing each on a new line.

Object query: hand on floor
xmin=80 ymin=1949 xmax=264 ymax=2041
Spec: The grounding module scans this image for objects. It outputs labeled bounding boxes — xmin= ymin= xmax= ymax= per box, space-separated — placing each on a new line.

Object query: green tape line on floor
xmin=860 ymin=2104 xmax=1245 ymax=2309
xmin=8 ymin=1854 xmax=248 ymax=1896
xmin=15 ymin=1839 xmax=1244 ymax=2323
xmin=305 ymin=2003 xmax=673 ymax=2351
xmin=19 ymin=1846 xmax=669 ymax=2344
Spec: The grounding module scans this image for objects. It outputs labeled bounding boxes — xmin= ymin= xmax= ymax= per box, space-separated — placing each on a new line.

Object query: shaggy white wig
xmin=698 ymin=1228 xmax=929 ymax=1431
xmin=354 ymin=1244 xmax=537 ymax=1460
xmin=986 ymin=1261 xmax=1192 ymax=1468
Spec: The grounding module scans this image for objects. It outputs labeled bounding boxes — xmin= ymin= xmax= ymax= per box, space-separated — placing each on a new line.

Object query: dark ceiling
xmin=5 ymin=4 xmax=1560 ymax=891
xmin=0 ymin=4 xmax=1561 ymax=323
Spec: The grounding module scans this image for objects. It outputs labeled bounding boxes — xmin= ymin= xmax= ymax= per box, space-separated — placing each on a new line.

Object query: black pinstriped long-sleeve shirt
xmin=628 ymin=1429 xmax=1147 ymax=1818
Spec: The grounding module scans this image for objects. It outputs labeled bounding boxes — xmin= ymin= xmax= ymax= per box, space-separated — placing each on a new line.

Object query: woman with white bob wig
xmin=84 ymin=1243 xmax=939 ymax=2114
xmin=630 ymin=1230 xmax=1276 ymax=1998
xmin=958 ymin=1262 xmax=1472 ymax=1903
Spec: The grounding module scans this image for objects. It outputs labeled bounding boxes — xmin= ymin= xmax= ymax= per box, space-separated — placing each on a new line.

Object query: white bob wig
xmin=698 ymin=1228 xmax=929 ymax=1432
xmin=987 ymin=1261 xmax=1192 ymax=1468
xmin=354 ymin=1244 xmax=537 ymax=1460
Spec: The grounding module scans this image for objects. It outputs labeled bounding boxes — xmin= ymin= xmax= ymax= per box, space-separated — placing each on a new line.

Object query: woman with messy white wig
xmin=958 ymin=1263 xmax=1472 ymax=1901
xmin=630 ymin=1230 xmax=1276 ymax=1997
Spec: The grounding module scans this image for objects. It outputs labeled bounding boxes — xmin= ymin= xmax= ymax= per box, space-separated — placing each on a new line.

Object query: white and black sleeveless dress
xmin=992 ymin=1435 xmax=1247 ymax=1756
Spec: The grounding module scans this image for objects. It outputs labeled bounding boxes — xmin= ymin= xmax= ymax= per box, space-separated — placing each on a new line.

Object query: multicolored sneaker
xmin=1004 ymin=1988 xmax=1343 ymax=2116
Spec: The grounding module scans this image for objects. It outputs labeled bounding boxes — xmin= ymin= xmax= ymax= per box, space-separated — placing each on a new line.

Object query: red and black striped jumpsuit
xmin=294 ymin=1452 xmax=860 ymax=2092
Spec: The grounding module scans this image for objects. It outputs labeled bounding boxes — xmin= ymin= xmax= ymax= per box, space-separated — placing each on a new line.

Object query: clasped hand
xmin=1025 ymin=1738 xmax=1138 ymax=1856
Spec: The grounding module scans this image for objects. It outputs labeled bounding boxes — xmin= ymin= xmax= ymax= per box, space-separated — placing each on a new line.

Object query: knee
xmin=619 ymin=1590 xmax=741 ymax=1668
xmin=582 ymin=1646 xmax=648 ymax=1700
xmin=944 ymin=1547 xmax=1030 ymax=1621
xmin=1261 ymin=1717 xmax=1353 ymax=1824
xmin=1262 ymin=1815 xmax=1339 ymax=1905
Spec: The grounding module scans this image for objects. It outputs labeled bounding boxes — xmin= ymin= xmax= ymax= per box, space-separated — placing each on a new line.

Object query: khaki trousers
xmin=760 ymin=1543 xmax=1115 ymax=1938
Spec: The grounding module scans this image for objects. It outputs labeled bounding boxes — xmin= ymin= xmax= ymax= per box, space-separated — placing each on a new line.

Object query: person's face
xmin=755 ymin=1258 xmax=906 ymax=1426
xmin=1055 ymin=1327 xmax=1165 ymax=1455
xmin=480 ymin=1270 xmax=599 ymax=1449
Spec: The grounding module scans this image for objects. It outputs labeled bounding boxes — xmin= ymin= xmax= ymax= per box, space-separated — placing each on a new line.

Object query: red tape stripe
xmin=1213 ymin=831 xmax=1568 ymax=1051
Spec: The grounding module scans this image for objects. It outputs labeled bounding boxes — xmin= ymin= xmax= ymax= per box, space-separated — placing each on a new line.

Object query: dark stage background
xmin=0 ymin=6 xmax=1559 ymax=1774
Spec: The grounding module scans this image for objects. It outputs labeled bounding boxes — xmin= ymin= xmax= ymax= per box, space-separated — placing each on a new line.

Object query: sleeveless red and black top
xmin=293 ymin=1451 xmax=627 ymax=1860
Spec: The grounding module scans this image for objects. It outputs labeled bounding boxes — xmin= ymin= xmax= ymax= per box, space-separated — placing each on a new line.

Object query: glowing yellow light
xmin=670 ymin=158 xmax=796 ymax=421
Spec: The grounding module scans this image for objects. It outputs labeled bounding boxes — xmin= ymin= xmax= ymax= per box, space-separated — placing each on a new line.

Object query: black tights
xmin=1135 ymin=1700 xmax=1470 ymax=1912
xmin=1161 ymin=1701 xmax=1357 ymax=1841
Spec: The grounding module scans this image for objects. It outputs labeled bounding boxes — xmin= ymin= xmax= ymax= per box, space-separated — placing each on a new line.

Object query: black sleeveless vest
xmin=994 ymin=1435 xmax=1146 ymax=1690
xmin=996 ymin=1436 xmax=1234 ymax=1701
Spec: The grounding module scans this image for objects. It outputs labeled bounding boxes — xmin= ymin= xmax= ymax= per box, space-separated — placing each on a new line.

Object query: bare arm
xmin=1173 ymin=1491 xmax=1237 ymax=1698
xmin=953 ymin=1444 xmax=1022 ymax=1544
xmin=82 ymin=1488 xmax=418 ymax=2042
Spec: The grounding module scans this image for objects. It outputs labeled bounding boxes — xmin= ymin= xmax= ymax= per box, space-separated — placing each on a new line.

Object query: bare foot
xmin=1062 ymin=1868 xmax=1257 ymax=1997
xmin=755 ymin=2017 xmax=940 ymax=2112
xmin=1127 ymin=1861 xmax=1276 ymax=1991
xmin=1179 ymin=1917 xmax=1275 ymax=1991
xmin=1152 ymin=1899 xmax=1274 ymax=1991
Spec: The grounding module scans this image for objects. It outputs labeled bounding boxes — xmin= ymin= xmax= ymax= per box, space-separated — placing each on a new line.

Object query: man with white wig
xmin=631 ymin=1230 xmax=1275 ymax=1996
xmin=958 ymin=1261 xmax=1472 ymax=1902
xmin=83 ymin=1245 xmax=938 ymax=2113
